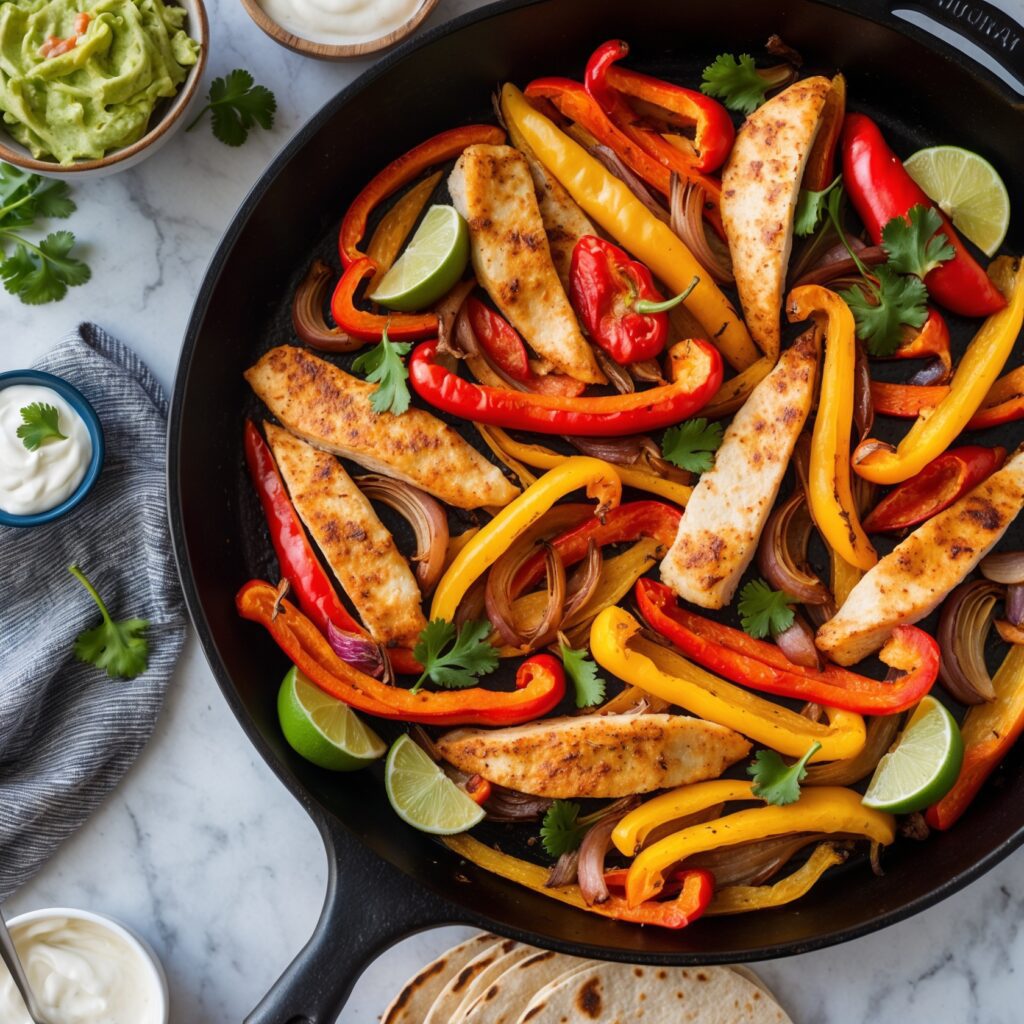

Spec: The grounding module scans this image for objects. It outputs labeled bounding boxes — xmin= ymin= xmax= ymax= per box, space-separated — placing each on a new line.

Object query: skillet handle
xmin=244 ymin=823 xmax=460 ymax=1024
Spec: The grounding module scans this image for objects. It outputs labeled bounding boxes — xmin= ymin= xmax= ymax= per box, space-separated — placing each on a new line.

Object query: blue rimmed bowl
xmin=0 ymin=369 xmax=105 ymax=528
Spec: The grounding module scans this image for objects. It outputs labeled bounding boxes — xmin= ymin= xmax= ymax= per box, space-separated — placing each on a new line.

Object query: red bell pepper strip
xmin=861 ymin=445 xmax=1006 ymax=533
xmin=569 ymin=235 xmax=695 ymax=363
xmin=238 ymin=580 xmax=565 ymax=726
xmin=842 ymin=114 xmax=1006 ymax=318
xmin=409 ymin=337 xmax=723 ymax=436
xmin=596 ymin=867 xmax=714 ymax=928
xmin=331 ymin=258 xmax=437 ymax=341
xmin=892 ymin=306 xmax=951 ymax=377
xmin=636 ymin=578 xmax=940 ymax=715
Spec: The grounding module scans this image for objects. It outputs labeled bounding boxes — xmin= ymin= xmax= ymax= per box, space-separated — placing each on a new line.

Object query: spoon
xmin=0 ymin=909 xmax=55 ymax=1024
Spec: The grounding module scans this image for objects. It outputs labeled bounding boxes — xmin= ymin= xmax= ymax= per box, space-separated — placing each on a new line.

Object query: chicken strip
xmin=448 ymin=144 xmax=605 ymax=384
xmin=818 ymin=448 xmax=1024 ymax=665
xmin=660 ymin=330 xmax=818 ymax=608
xmin=245 ymin=346 xmax=518 ymax=510
xmin=436 ymin=713 xmax=750 ymax=799
xmin=722 ymin=77 xmax=831 ymax=358
xmin=264 ymin=423 xmax=426 ymax=647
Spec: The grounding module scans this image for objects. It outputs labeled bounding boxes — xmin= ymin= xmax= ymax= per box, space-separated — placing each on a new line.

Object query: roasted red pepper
xmin=238 ymin=581 xmax=565 ymax=726
xmin=636 ymin=578 xmax=940 ymax=715
xmin=862 ymin=445 xmax=1006 ymax=533
xmin=409 ymin=337 xmax=722 ymax=436
xmin=842 ymin=113 xmax=1006 ymax=318
xmin=330 ymin=257 xmax=437 ymax=341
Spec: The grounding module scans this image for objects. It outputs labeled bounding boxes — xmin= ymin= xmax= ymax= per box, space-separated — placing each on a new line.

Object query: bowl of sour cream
xmin=0 ymin=909 xmax=168 ymax=1024
xmin=0 ymin=370 xmax=104 ymax=528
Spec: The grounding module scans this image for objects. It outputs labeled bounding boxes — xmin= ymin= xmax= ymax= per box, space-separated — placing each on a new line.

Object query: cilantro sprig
xmin=17 ymin=402 xmax=66 ymax=451
xmin=540 ymin=799 xmax=588 ymax=858
xmin=737 ymin=578 xmax=796 ymax=639
xmin=794 ymin=175 xmax=842 ymax=238
xmin=352 ymin=325 xmax=413 ymax=415
xmin=186 ymin=69 xmax=276 ymax=147
xmin=748 ymin=741 xmax=822 ymax=805
xmin=700 ymin=53 xmax=792 ymax=114
xmin=69 ymin=566 xmax=150 ymax=680
xmin=882 ymin=205 xmax=955 ymax=279
xmin=411 ymin=619 xmax=499 ymax=693
xmin=660 ymin=417 xmax=723 ymax=474
xmin=559 ymin=638 xmax=606 ymax=708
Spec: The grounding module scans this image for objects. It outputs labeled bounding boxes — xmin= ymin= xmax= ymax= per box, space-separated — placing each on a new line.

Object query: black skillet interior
xmin=169 ymin=0 xmax=1024 ymax=1010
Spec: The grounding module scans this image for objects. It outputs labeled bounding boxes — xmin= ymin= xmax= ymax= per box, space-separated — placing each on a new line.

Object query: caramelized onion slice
xmin=804 ymin=714 xmax=901 ymax=787
xmin=292 ymin=260 xmax=363 ymax=352
xmin=670 ymin=176 xmax=734 ymax=285
xmin=938 ymin=580 xmax=1001 ymax=704
xmin=757 ymin=490 xmax=832 ymax=605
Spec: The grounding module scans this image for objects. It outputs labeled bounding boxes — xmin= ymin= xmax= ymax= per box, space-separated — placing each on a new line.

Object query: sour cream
xmin=0 ymin=916 xmax=162 ymax=1024
xmin=0 ymin=384 xmax=91 ymax=516
xmin=259 ymin=0 xmax=424 ymax=45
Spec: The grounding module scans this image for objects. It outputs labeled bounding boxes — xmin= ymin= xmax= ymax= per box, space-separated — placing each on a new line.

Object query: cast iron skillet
xmin=169 ymin=1 xmax=1024 ymax=1020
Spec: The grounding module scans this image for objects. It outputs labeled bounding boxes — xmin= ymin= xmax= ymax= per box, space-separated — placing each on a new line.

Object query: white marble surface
xmin=2 ymin=0 xmax=1024 ymax=1021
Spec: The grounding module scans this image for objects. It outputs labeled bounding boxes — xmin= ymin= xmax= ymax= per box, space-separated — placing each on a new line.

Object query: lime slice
xmin=904 ymin=146 xmax=1010 ymax=257
xmin=277 ymin=666 xmax=386 ymax=771
xmin=862 ymin=695 xmax=963 ymax=813
xmin=385 ymin=734 xmax=485 ymax=834
xmin=370 ymin=205 xmax=469 ymax=312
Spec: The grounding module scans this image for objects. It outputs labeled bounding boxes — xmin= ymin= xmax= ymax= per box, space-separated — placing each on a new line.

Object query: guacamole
xmin=0 ymin=0 xmax=199 ymax=165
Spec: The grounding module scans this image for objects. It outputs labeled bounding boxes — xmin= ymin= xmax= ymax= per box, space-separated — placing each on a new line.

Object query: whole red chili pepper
xmin=331 ymin=258 xmax=437 ymax=341
xmin=569 ymin=235 xmax=696 ymax=363
xmin=842 ymin=114 xmax=1006 ymax=318
xmin=636 ymin=578 xmax=940 ymax=715
xmin=408 ymin=337 xmax=723 ymax=436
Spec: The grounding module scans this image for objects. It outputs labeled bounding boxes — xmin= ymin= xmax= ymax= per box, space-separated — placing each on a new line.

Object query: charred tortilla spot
xmin=576 ymin=977 xmax=602 ymax=1017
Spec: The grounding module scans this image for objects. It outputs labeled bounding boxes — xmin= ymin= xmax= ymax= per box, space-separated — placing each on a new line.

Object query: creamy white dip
xmin=260 ymin=0 xmax=424 ymax=45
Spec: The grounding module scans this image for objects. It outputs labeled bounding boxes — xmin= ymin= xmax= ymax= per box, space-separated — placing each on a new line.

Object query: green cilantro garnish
xmin=794 ymin=175 xmax=842 ymax=238
xmin=17 ymin=402 xmax=66 ymax=451
xmin=840 ymin=265 xmax=929 ymax=358
xmin=748 ymin=741 xmax=822 ymax=805
xmin=737 ymin=578 xmax=796 ymax=639
xmin=660 ymin=417 xmax=723 ymax=474
xmin=352 ymin=325 xmax=413 ymax=415
xmin=881 ymin=205 xmax=956 ymax=279
xmin=69 ymin=566 xmax=150 ymax=680
xmin=411 ymin=619 xmax=499 ymax=693
xmin=700 ymin=53 xmax=791 ymax=114
xmin=186 ymin=69 xmax=276 ymax=147
xmin=540 ymin=799 xmax=588 ymax=858
xmin=559 ymin=639 xmax=606 ymax=708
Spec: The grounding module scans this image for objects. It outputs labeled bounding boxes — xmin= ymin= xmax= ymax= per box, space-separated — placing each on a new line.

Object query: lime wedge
xmin=277 ymin=666 xmax=386 ymax=771
xmin=904 ymin=146 xmax=1010 ymax=257
xmin=862 ymin=695 xmax=963 ymax=813
xmin=385 ymin=734 xmax=485 ymax=834
xmin=370 ymin=205 xmax=469 ymax=312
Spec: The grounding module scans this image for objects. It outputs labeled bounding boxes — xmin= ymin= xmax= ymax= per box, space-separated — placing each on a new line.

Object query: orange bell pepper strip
xmin=802 ymin=74 xmax=846 ymax=191
xmin=892 ymin=306 xmax=952 ymax=378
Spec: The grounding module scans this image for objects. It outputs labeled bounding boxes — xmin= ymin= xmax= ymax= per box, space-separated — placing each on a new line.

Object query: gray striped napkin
xmin=0 ymin=324 xmax=186 ymax=901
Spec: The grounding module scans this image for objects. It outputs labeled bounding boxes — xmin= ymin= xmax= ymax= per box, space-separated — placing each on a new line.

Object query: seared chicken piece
xmin=264 ymin=424 xmax=426 ymax=647
xmin=722 ymin=77 xmax=831 ymax=358
xmin=245 ymin=346 xmax=518 ymax=510
xmin=448 ymin=144 xmax=605 ymax=384
xmin=660 ymin=330 xmax=818 ymax=608
xmin=818 ymin=448 xmax=1024 ymax=665
xmin=436 ymin=714 xmax=751 ymax=799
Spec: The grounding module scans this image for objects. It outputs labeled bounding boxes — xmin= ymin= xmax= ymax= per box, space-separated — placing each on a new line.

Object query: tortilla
xmin=447 ymin=945 xmax=538 ymax=1022
xmin=460 ymin=950 xmax=588 ymax=1024
xmin=423 ymin=939 xmax=525 ymax=1024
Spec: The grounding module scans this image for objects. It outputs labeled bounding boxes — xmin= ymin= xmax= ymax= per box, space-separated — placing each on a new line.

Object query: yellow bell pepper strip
xmin=620 ymin=785 xmax=895 ymax=906
xmin=500 ymin=83 xmax=758 ymax=372
xmin=365 ymin=170 xmax=443 ymax=274
xmin=430 ymin=458 xmax=621 ymax=622
xmin=705 ymin=842 xmax=847 ymax=915
xmin=787 ymin=285 xmax=877 ymax=570
xmin=699 ymin=356 xmax=776 ymax=419
xmin=853 ymin=256 xmax=1024 ymax=485
xmin=590 ymin=606 xmax=866 ymax=761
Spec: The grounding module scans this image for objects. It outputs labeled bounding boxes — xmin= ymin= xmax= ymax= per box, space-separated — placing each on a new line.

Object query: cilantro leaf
xmin=352 ymin=325 xmax=413 ymax=415
xmin=882 ymin=204 xmax=955 ymax=279
xmin=840 ymin=265 xmax=928 ymax=358
xmin=69 ymin=566 xmax=150 ymax=680
xmin=700 ymin=53 xmax=772 ymax=114
xmin=737 ymin=578 xmax=796 ymax=639
xmin=0 ymin=166 xmax=74 ymax=228
xmin=186 ymin=69 xmax=276 ymax=147
xmin=660 ymin=417 xmax=723 ymax=474
xmin=411 ymin=619 xmax=499 ymax=692
xmin=16 ymin=402 xmax=66 ymax=451
xmin=748 ymin=741 xmax=822 ymax=805
xmin=540 ymin=799 xmax=588 ymax=858
xmin=794 ymin=176 xmax=842 ymax=238
xmin=559 ymin=640 xmax=606 ymax=708
xmin=0 ymin=231 xmax=90 ymax=305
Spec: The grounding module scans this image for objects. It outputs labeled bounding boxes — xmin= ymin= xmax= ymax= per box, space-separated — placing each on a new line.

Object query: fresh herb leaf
xmin=840 ymin=265 xmax=928 ymax=357
xmin=16 ymin=402 xmax=66 ymax=450
xmin=737 ymin=578 xmax=796 ymax=639
xmin=186 ymin=69 xmax=276 ymax=146
xmin=0 ymin=230 xmax=90 ymax=305
xmin=748 ymin=741 xmax=822 ymax=805
xmin=352 ymin=325 xmax=413 ymax=415
xmin=661 ymin=417 xmax=723 ymax=474
xmin=882 ymin=204 xmax=955 ymax=279
xmin=411 ymin=618 xmax=499 ymax=692
xmin=540 ymin=799 xmax=588 ymax=858
xmin=69 ymin=566 xmax=150 ymax=680
xmin=559 ymin=640 xmax=606 ymax=708
xmin=794 ymin=176 xmax=842 ymax=238
xmin=700 ymin=53 xmax=771 ymax=114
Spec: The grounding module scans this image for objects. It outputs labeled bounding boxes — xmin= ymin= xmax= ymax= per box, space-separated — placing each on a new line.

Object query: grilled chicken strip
xmin=722 ymin=77 xmax=831 ymax=358
xmin=448 ymin=144 xmax=605 ymax=384
xmin=245 ymin=346 xmax=519 ymax=510
xmin=264 ymin=424 xmax=426 ymax=647
xmin=436 ymin=714 xmax=751 ymax=799
xmin=660 ymin=330 xmax=818 ymax=608
xmin=818 ymin=448 xmax=1024 ymax=665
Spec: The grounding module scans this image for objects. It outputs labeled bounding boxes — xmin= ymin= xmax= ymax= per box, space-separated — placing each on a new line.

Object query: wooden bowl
xmin=238 ymin=0 xmax=439 ymax=60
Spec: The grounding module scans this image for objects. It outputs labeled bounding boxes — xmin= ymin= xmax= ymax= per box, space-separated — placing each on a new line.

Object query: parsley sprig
xmin=411 ymin=619 xmax=499 ymax=693
xmin=17 ymin=402 xmax=66 ymax=450
xmin=69 ymin=566 xmax=150 ymax=680
xmin=186 ymin=69 xmax=276 ymax=147
xmin=559 ymin=638 xmax=606 ymax=708
xmin=700 ymin=53 xmax=793 ymax=114
xmin=352 ymin=324 xmax=413 ymax=415
xmin=660 ymin=417 xmax=723 ymax=474
xmin=748 ymin=741 xmax=822 ymax=805
xmin=737 ymin=578 xmax=796 ymax=639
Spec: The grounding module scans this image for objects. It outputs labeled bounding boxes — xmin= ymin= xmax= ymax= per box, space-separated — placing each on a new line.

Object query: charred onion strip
xmin=757 ymin=489 xmax=832 ymax=605
xmin=670 ymin=177 xmax=734 ymax=285
xmin=326 ymin=622 xmax=390 ymax=681
xmin=938 ymin=580 xmax=1003 ymax=703
xmin=292 ymin=260 xmax=363 ymax=352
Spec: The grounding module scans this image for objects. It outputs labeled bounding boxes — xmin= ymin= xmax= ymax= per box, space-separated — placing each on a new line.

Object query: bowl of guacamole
xmin=0 ymin=0 xmax=207 ymax=173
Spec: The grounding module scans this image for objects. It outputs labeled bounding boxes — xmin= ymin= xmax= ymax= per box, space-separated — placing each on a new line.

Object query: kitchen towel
xmin=0 ymin=324 xmax=186 ymax=901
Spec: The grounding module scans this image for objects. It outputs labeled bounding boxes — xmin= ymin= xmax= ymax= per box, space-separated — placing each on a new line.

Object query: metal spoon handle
xmin=0 ymin=910 xmax=49 ymax=1024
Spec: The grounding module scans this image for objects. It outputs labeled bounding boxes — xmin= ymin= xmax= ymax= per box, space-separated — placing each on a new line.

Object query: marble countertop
xmin=3 ymin=0 xmax=1023 ymax=1020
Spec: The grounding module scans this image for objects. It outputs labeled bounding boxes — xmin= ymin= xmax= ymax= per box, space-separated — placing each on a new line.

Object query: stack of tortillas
xmin=382 ymin=932 xmax=794 ymax=1023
